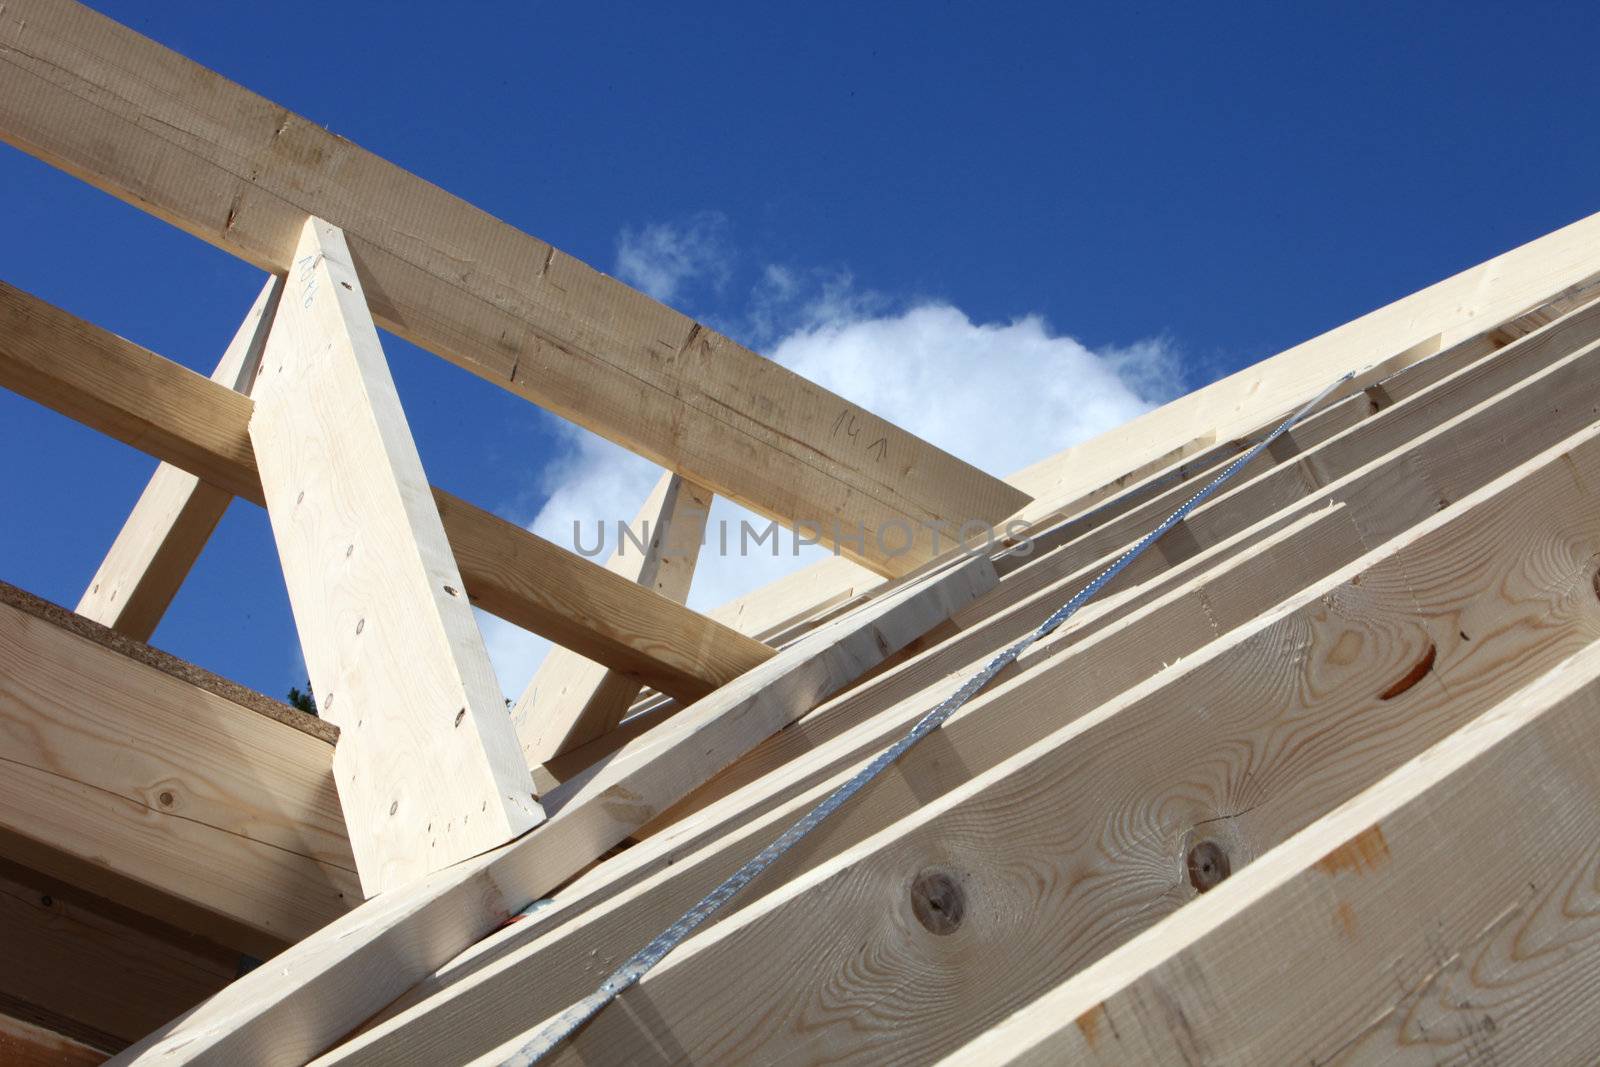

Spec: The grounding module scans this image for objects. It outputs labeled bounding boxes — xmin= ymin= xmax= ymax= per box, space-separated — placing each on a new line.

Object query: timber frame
xmin=3 ymin=2 xmax=1600 ymax=1063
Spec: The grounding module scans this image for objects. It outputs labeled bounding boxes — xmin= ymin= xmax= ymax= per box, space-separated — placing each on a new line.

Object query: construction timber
xmin=3 ymin=2 xmax=1600 ymax=1063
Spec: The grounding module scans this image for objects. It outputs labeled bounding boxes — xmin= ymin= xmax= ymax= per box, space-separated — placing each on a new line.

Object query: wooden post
xmin=514 ymin=471 xmax=713 ymax=767
xmin=251 ymin=217 xmax=541 ymax=896
xmin=76 ymin=275 xmax=282 ymax=640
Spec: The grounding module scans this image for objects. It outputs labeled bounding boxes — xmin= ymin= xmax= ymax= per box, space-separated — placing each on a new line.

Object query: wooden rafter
xmin=75 ymin=275 xmax=281 ymax=641
xmin=109 ymin=553 xmax=995 ymax=1065
xmin=502 ymin=416 xmax=1600 ymax=1065
xmin=513 ymin=471 xmax=714 ymax=768
xmin=947 ymin=639 xmax=1600 ymax=1064
xmin=0 ymin=279 xmax=775 ymax=703
xmin=321 ymin=288 xmax=1600 ymax=1059
xmin=0 ymin=0 xmax=1030 ymax=578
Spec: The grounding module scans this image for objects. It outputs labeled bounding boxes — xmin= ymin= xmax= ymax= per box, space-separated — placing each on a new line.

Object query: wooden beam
xmin=514 ymin=472 xmax=713 ymax=768
xmin=945 ymin=639 xmax=1600 ymax=1065
xmin=0 ymin=0 xmax=1029 ymax=578
xmin=0 ymin=1013 xmax=106 ymax=1067
xmin=704 ymin=272 xmax=1600 ymax=647
xmin=497 ymin=415 xmax=1600 ymax=1064
xmin=0 ymin=580 xmax=356 ymax=957
xmin=326 ymin=306 xmax=1600 ymax=1059
xmin=109 ymin=553 xmax=995 ymax=1066
xmin=250 ymin=217 xmax=541 ymax=895
xmin=643 ymin=293 xmax=1600 ymax=832
xmin=1005 ymin=242 xmax=1600 ymax=528
xmin=0 ymin=278 xmax=775 ymax=703
xmin=344 ymin=301 xmax=1600 ymax=1051
xmin=0 ymin=859 xmax=236 ymax=1052
xmin=75 ymin=275 xmax=281 ymax=641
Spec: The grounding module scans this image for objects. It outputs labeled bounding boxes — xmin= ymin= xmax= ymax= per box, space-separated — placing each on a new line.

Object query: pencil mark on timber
xmin=1314 ymin=825 xmax=1389 ymax=877
xmin=1379 ymin=642 xmax=1436 ymax=700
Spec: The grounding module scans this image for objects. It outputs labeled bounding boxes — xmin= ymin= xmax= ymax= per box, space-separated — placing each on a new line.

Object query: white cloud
xmin=613 ymin=212 xmax=732 ymax=303
xmin=478 ymin=234 xmax=1182 ymax=699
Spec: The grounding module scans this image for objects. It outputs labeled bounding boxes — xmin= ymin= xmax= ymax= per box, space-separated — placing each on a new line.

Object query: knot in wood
xmin=910 ymin=868 xmax=966 ymax=935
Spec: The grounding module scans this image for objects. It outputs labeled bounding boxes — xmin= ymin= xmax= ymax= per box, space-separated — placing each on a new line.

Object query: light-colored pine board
xmin=0 ymin=0 xmax=1029 ymax=577
xmin=75 ymin=276 xmax=281 ymax=640
xmin=0 ymin=278 xmax=774 ymax=702
xmin=358 ymin=298 xmax=1600 ymax=1042
xmin=110 ymin=553 xmax=994 ymax=1066
xmin=250 ymin=218 xmax=542 ymax=895
xmin=514 ymin=472 xmax=713 ymax=768
xmin=503 ymin=417 xmax=1600 ymax=1065
xmin=703 ymin=273 xmax=1600 ymax=648
xmin=1005 ymin=239 xmax=1600 ymax=527
xmin=643 ymin=297 xmax=1600 ymax=834
xmin=947 ymin=639 xmax=1600 ymax=1065
xmin=0 ymin=583 xmax=357 ymax=957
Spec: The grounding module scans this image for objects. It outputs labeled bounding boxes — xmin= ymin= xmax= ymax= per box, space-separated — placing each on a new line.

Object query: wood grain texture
xmin=335 ymin=301 xmax=1600 ymax=1052
xmin=0 ymin=1012 xmax=106 ymax=1066
xmin=250 ymin=217 xmax=541 ymax=894
xmin=1005 ymin=231 xmax=1600 ymax=528
xmin=701 ymin=274 xmax=1600 ymax=651
xmin=505 ymin=419 xmax=1600 ymax=1065
xmin=0 ymin=0 xmax=1028 ymax=577
xmin=514 ymin=472 xmax=714 ymax=768
xmin=110 ymin=554 xmax=993 ymax=1066
xmin=0 ymin=278 xmax=773 ymax=701
xmin=641 ymin=295 xmax=1600 ymax=834
xmin=0 ymin=860 xmax=236 ymax=1051
xmin=76 ymin=275 xmax=281 ymax=641
xmin=948 ymin=640 xmax=1600 ymax=1066
xmin=0 ymin=587 xmax=357 ymax=956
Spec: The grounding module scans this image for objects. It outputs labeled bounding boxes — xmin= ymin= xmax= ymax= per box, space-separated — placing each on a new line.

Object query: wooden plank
xmin=0 ymin=0 xmax=1029 ymax=578
xmin=0 ymin=1013 xmax=106 ymax=1067
xmin=0 ymin=581 xmax=356 ymax=957
xmin=109 ymin=554 xmax=995 ymax=1066
xmin=0 ymin=859 xmax=236 ymax=1051
xmin=250 ymin=217 xmax=541 ymax=895
xmin=644 ymin=293 xmax=1600 ymax=832
xmin=1005 ymin=241 xmax=1600 ymax=528
xmin=76 ymin=276 xmax=281 ymax=640
xmin=704 ymin=272 xmax=1600 ymax=646
xmin=0 ymin=278 xmax=775 ymax=702
xmin=514 ymin=472 xmax=713 ymax=767
xmin=946 ymin=639 xmax=1600 ymax=1066
xmin=498 ymin=418 xmax=1600 ymax=1065
xmin=333 ymin=297 xmax=1600 ymax=1055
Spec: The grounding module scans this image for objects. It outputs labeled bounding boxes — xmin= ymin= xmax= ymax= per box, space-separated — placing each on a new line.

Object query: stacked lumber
xmin=2 ymin=1 xmax=1600 ymax=1063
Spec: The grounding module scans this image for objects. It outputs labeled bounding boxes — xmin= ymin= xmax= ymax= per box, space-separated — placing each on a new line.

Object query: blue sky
xmin=4 ymin=1 xmax=1598 ymax=701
